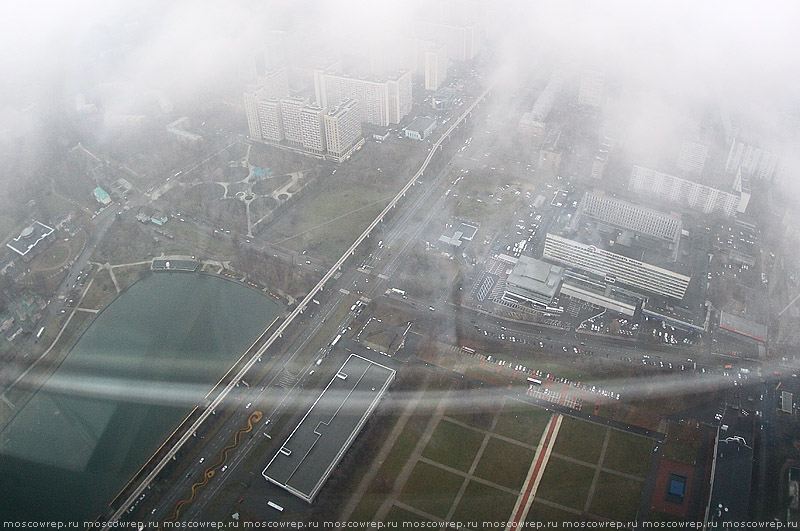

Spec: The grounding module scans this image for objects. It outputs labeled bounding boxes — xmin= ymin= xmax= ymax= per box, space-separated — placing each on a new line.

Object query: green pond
xmin=0 ymin=273 xmax=281 ymax=522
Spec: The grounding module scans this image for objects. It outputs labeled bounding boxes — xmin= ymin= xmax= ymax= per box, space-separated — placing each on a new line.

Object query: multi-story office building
xmin=543 ymin=233 xmax=691 ymax=300
xmin=677 ymin=138 xmax=709 ymax=175
xmin=629 ymin=165 xmax=744 ymax=216
xmin=503 ymin=256 xmax=564 ymax=307
xmin=324 ymin=99 xmax=363 ymax=162
xmin=314 ymin=67 xmax=412 ymax=127
xmin=725 ymin=139 xmax=779 ymax=182
xmin=577 ymin=70 xmax=604 ymax=107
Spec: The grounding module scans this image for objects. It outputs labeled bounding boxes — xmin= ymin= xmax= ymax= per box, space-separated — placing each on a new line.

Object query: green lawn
xmin=399 ymin=461 xmax=465 ymax=519
xmin=587 ymin=472 xmax=644 ymax=521
xmin=536 ymin=457 xmax=595 ymax=511
xmin=493 ymin=399 xmax=551 ymax=445
xmin=602 ymin=430 xmax=653 ymax=477
xmin=271 ymin=187 xmax=393 ymax=263
xmin=422 ymin=419 xmax=485 ymax=473
xmin=551 ymin=416 xmax=607 ymax=464
xmin=527 ymin=501 xmax=582 ymax=524
xmin=450 ymin=480 xmax=517 ymax=524
xmin=473 ymin=436 xmax=536 ymax=491
xmin=349 ymin=413 xmax=431 ymax=522
xmin=383 ymin=505 xmax=431 ymax=524
xmin=662 ymin=441 xmax=697 ymax=465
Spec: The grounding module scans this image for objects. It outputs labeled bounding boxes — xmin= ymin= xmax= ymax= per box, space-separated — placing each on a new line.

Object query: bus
xmin=267 ymin=501 xmax=284 ymax=512
xmin=390 ymin=288 xmax=406 ymax=297
xmin=36 ymin=327 xmax=45 ymax=339
xmin=527 ymin=377 xmax=543 ymax=385
xmin=330 ymin=334 xmax=342 ymax=347
xmin=461 ymin=346 xmax=476 ymax=354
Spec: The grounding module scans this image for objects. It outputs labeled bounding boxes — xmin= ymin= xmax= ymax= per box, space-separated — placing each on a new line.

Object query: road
xmin=107 ymin=84 xmax=495 ymax=525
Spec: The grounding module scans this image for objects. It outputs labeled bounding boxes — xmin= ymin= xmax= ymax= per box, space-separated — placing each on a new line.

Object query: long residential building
xmin=725 ymin=139 xmax=779 ymax=182
xmin=543 ymin=233 xmax=691 ymax=300
xmin=314 ymin=68 xmax=412 ymax=127
xmin=629 ymin=165 xmax=744 ymax=217
xmin=576 ymin=192 xmax=682 ymax=243
xmin=245 ymin=92 xmax=363 ymax=162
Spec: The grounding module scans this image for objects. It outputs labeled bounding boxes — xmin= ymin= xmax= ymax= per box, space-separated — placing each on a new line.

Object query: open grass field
xmin=399 ymin=461 xmax=465 ymax=519
xmin=551 ymin=416 xmax=607 ymax=464
xmin=270 ymin=186 xmax=394 ymax=263
xmin=536 ymin=456 xmax=595 ymax=511
xmin=473 ymin=436 xmax=536 ymax=490
xmin=422 ymin=419 xmax=484 ymax=473
xmin=587 ymin=472 xmax=644 ymax=521
xmin=450 ymin=479 xmax=518 ymax=524
xmin=602 ymin=429 xmax=653 ymax=477
xmin=493 ymin=399 xmax=551 ymax=445
xmin=384 ymin=505 xmax=430 ymax=524
xmin=527 ymin=501 xmax=581 ymax=523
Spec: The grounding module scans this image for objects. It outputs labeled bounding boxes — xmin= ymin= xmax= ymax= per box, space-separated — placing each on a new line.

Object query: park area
xmin=336 ymin=379 xmax=656 ymax=525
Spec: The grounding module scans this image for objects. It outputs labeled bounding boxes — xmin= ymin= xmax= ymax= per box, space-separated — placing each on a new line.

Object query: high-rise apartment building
xmin=300 ymin=104 xmax=326 ymax=155
xmin=424 ymin=43 xmax=448 ymax=91
xmin=629 ymin=165 xmax=744 ymax=216
xmin=257 ymin=68 xmax=290 ymax=100
xmin=677 ymin=138 xmax=709 ymax=175
xmin=725 ymin=139 xmax=779 ymax=182
xmin=257 ymin=99 xmax=284 ymax=143
xmin=314 ymin=67 xmax=412 ymax=127
xmin=280 ymin=96 xmax=309 ymax=147
xmin=577 ymin=70 xmax=604 ymax=107
xmin=244 ymin=68 xmax=291 ymax=141
xmin=577 ymin=192 xmax=683 ymax=243
xmin=324 ymin=99 xmax=363 ymax=162
xmin=415 ymin=21 xmax=481 ymax=62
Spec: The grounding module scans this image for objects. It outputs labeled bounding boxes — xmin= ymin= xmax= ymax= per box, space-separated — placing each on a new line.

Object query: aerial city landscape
xmin=1 ymin=0 xmax=799 ymax=527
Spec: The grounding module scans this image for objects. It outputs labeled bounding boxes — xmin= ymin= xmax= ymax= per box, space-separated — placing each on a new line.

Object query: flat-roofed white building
xmin=543 ymin=233 xmax=691 ymax=300
xmin=6 ymin=221 xmax=55 ymax=262
xmin=503 ymin=256 xmax=564 ymax=307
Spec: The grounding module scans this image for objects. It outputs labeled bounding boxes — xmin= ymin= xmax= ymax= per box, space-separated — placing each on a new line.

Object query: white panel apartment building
xmin=300 ymin=105 xmax=326 ymax=155
xmin=314 ymin=69 xmax=412 ymax=127
xmin=577 ymin=192 xmax=682 ymax=243
xmin=280 ymin=96 xmax=309 ymax=147
xmin=725 ymin=139 xmax=779 ymax=182
xmin=629 ymin=165 xmax=743 ymax=216
xmin=577 ymin=70 xmax=604 ymax=107
xmin=257 ymin=99 xmax=284 ymax=143
xmin=244 ymin=68 xmax=290 ymax=141
xmin=324 ymin=99 xmax=363 ymax=162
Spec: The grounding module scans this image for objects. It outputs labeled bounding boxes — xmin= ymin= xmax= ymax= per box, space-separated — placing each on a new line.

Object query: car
xmin=429 ymin=306 xmax=435 ymax=311
xmin=221 ymin=465 xmax=228 ymax=472
xmin=245 ymin=402 xmax=251 ymax=409
xmin=199 ymin=457 xmax=205 ymax=463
